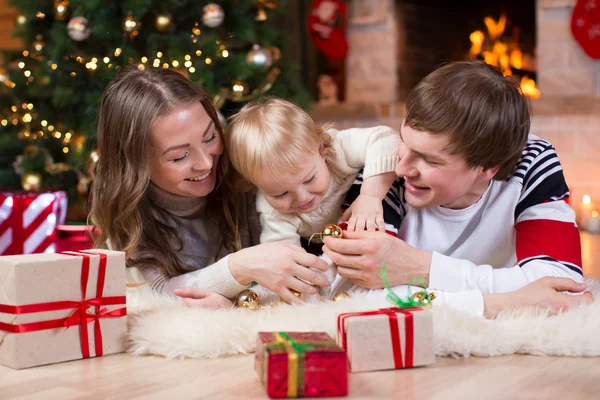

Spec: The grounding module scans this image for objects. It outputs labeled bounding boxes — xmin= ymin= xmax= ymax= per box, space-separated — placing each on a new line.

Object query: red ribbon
xmin=0 ymin=250 xmax=126 ymax=359
xmin=337 ymin=307 xmax=422 ymax=369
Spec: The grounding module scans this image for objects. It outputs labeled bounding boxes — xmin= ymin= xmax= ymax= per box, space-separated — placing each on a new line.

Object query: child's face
xmin=255 ymin=152 xmax=331 ymax=214
xmin=395 ymin=123 xmax=497 ymax=209
xmin=149 ymin=103 xmax=223 ymax=198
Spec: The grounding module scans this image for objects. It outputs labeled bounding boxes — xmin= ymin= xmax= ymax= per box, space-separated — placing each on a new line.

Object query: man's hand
xmin=483 ymin=277 xmax=593 ymax=318
xmin=322 ymin=230 xmax=432 ymax=289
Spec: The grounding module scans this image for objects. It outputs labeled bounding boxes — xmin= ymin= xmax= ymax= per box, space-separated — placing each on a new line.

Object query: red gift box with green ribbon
xmin=0 ymin=249 xmax=127 ymax=369
xmin=255 ymin=331 xmax=348 ymax=398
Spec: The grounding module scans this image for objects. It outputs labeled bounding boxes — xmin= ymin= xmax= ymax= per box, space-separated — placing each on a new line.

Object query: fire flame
xmin=469 ymin=14 xmax=540 ymax=99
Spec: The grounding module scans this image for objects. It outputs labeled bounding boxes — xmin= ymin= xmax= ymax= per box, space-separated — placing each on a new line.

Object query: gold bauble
xmin=255 ymin=8 xmax=267 ymax=21
xmin=279 ymin=289 xmax=303 ymax=304
xmin=322 ymin=224 xmax=344 ymax=239
xmin=155 ymin=13 xmax=173 ymax=32
xmin=235 ymin=290 xmax=260 ymax=310
xmin=123 ymin=14 xmax=142 ymax=37
xmin=230 ymin=79 xmax=250 ymax=100
xmin=332 ymin=291 xmax=351 ymax=302
xmin=54 ymin=0 xmax=69 ymax=21
xmin=21 ymin=172 xmax=42 ymax=192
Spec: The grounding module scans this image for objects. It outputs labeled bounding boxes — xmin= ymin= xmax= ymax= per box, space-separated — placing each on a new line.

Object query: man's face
xmin=395 ymin=123 xmax=497 ymax=209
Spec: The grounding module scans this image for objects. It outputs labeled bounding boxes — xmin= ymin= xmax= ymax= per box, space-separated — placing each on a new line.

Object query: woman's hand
xmin=228 ymin=241 xmax=329 ymax=304
xmin=322 ymin=230 xmax=432 ymax=289
xmin=341 ymin=194 xmax=385 ymax=232
xmin=174 ymin=288 xmax=234 ymax=310
xmin=482 ymin=277 xmax=593 ymax=318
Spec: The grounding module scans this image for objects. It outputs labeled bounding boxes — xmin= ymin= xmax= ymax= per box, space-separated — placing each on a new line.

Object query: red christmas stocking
xmin=307 ymin=0 xmax=349 ymax=59
xmin=571 ymin=0 xmax=600 ymax=59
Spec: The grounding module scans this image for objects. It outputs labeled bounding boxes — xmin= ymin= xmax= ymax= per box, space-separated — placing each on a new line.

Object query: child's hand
xmin=341 ymin=194 xmax=384 ymax=232
xmin=173 ymin=288 xmax=234 ymax=310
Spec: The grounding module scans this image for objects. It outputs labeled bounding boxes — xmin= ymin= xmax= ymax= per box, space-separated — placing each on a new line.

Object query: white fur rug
xmin=127 ymin=279 xmax=600 ymax=360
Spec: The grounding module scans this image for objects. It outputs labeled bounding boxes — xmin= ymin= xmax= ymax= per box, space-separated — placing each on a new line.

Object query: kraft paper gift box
xmin=255 ymin=332 xmax=348 ymax=398
xmin=0 ymin=249 xmax=127 ymax=369
xmin=337 ymin=307 xmax=434 ymax=372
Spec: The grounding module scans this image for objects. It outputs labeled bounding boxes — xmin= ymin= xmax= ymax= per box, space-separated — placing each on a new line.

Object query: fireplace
xmin=346 ymin=0 xmax=538 ymax=102
xmin=316 ymin=0 xmax=600 ymax=214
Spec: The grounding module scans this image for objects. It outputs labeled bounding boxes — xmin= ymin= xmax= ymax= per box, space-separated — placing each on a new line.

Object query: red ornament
xmin=307 ymin=0 xmax=349 ymax=59
xmin=571 ymin=0 xmax=600 ymax=59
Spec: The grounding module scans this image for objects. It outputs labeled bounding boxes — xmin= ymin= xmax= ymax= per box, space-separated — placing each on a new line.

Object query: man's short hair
xmin=405 ymin=61 xmax=531 ymax=180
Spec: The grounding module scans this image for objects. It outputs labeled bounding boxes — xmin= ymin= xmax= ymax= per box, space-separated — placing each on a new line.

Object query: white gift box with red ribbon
xmin=0 ymin=250 xmax=127 ymax=369
xmin=0 ymin=191 xmax=68 ymax=255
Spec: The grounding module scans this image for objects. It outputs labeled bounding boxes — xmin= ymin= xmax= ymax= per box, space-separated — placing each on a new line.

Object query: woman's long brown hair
xmin=89 ymin=67 xmax=241 ymax=277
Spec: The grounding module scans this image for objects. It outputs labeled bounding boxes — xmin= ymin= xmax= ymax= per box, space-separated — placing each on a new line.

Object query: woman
xmin=90 ymin=66 xmax=327 ymax=306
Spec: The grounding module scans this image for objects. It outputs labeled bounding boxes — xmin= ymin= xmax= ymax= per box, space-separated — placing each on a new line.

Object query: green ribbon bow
xmin=381 ymin=264 xmax=436 ymax=308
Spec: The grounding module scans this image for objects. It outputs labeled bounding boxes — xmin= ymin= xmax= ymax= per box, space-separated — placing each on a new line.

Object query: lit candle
xmin=587 ymin=210 xmax=600 ymax=234
xmin=577 ymin=195 xmax=594 ymax=230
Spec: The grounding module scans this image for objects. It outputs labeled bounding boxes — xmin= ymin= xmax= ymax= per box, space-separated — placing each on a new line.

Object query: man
xmin=324 ymin=61 xmax=592 ymax=318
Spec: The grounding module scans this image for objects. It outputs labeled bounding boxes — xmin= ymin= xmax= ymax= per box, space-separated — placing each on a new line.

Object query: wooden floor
xmin=1 ymin=232 xmax=599 ymax=399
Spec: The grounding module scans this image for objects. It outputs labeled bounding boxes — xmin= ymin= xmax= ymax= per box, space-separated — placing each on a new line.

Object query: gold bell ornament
xmin=308 ymin=223 xmax=344 ymax=244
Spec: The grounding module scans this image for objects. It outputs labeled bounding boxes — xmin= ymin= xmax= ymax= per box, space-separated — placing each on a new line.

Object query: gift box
xmin=0 ymin=249 xmax=127 ymax=369
xmin=255 ymin=332 xmax=348 ymax=398
xmin=337 ymin=307 xmax=434 ymax=372
xmin=55 ymin=225 xmax=94 ymax=252
xmin=0 ymin=190 xmax=67 ymax=255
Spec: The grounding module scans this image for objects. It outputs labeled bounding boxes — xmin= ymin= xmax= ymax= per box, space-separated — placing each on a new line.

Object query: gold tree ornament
xmin=202 ymin=3 xmax=225 ymax=28
xmin=280 ymin=289 xmax=303 ymax=304
xmin=332 ymin=291 xmax=351 ymax=302
xmin=21 ymin=172 xmax=42 ymax=192
xmin=123 ymin=14 xmax=142 ymax=38
xmin=67 ymin=16 xmax=90 ymax=41
xmin=155 ymin=13 xmax=173 ymax=32
xmin=235 ymin=290 xmax=260 ymax=310
xmin=254 ymin=0 xmax=278 ymax=21
xmin=308 ymin=223 xmax=344 ymax=244
xmin=54 ymin=0 xmax=69 ymax=21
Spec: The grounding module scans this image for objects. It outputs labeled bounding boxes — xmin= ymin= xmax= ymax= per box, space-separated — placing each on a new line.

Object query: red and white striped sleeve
xmin=513 ymin=137 xmax=583 ymax=278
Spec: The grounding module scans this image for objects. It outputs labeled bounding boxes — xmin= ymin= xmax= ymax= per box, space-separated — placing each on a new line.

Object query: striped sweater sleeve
xmin=341 ymin=170 xmax=406 ymax=236
xmin=512 ymin=137 xmax=583 ymax=277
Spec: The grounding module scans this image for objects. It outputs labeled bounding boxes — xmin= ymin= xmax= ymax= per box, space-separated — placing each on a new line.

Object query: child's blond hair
xmin=226 ymin=98 xmax=338 ymax=187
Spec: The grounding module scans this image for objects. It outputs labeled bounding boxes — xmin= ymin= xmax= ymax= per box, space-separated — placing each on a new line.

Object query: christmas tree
xmin=0 ymin=0 xmax=306 ymax=217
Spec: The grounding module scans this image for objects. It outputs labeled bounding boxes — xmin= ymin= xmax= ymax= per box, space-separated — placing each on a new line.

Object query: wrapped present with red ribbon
xmin=0 ymin=249 xmax=127 ymax=369
xmin=337 ymin=306 xmax=434 ymax=373
xmin=337 ymin=267 xmax=436 ymax=372
xmin=255 ymin=332 xmax=348 ymax=398
xmin=55 ymin=224 xmax=95 ymax=253
xmin=0 ymin=190 xmax=68 ymax=255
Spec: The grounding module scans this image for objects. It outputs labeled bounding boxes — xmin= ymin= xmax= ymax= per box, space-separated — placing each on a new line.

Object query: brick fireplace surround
xmin=310 ymin=0 xmax=600 ymax=205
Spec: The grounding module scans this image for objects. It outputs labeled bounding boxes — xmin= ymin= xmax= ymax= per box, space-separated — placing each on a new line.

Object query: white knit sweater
xmin=257 ymin=126 xmax=400 ymax=245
